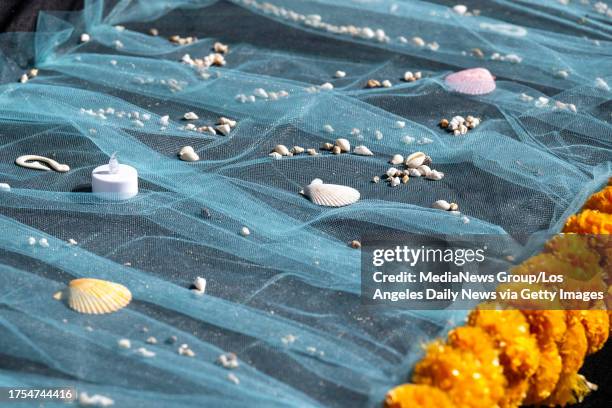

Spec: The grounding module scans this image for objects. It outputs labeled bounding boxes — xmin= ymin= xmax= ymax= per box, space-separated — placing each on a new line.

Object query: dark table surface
xmin=0 ymin=1 xmax=609 ymax=407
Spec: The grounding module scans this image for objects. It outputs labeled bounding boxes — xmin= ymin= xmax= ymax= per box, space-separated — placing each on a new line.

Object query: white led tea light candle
xmin=92 ymin=153 xmax=138 ymax=200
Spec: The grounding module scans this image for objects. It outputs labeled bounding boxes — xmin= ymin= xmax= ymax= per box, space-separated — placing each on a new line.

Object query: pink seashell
xmin=445 ymin=68 xmax=496 ymax=95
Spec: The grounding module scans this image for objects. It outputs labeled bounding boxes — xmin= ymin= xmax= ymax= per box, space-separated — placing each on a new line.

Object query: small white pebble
xmin=390 ymin=177 xmax=401 ymax=187
xmin=394 ymin=120 xmax=405 ymax=129
xmin=19 ymin=74 xmax=28 ymax=83
xmin=381 ymin=79 xmax=392 ymax=88
xmin=402 ymin=135 xmax=415 ymax=144
xmin=68 ymin=238 xmax=78 ymax=245
xmin=78 ymin=392 xmax=114 ymax=407
xmin=227 ymin=373 xmax=240 ymax=385
xmin=254 ymin=88 xmax=269 ymax=98
xmin=110 ymin=60 xmax=117 ymax=66
xmin=27 ymin=237 xmax=37 ymax=246
xmin=319 ymin=82 xmax=334 ymax=90
xmin=193 ymin=276 xmax=206 ymax=294
xmin=240 ymin=226 xmax=250 ymax=237
xmin=323 ymin=124 xmax=334 ymax=133
xmin=184 ymin=112 xmax=199 ymax=120
xmin=39 ymin=238 xmax=49 ymax=248
xmin=80 ymin=33 xmax=91 ymax=43
xmin=118 ymin=338 xmax=131 ymax=349
xmin=334 ymin=70 xmax=346 ymax=78
xmin=135 ymin=347 xmax=155 ymax=358
xmin=159 ymin=115 xmax=170 ymax=126
xmin=374 ymin=130 xmax=383 ymax=140
xmin=0 ymin=183 xmax=10 ymax=191
xmin=453 ymin=5 xmax=468 ymax=15
xmin=146 ymin=336 xmax=158 ymax=344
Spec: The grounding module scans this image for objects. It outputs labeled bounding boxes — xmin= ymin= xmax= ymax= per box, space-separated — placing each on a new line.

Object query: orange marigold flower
xmin=383 ymin=384 xmax=453 ymax=408
xmin=467 ymin=308 xmax=540 ymax=382
xmin=557 ymin=313 xmax=588 ymax=374
xmin=523 ymin=342 xmax=562 ymax=405
xmin=412 ymin=341 xmax=502 ymax=408
xmin=563 ymin=210 xmax=612 ymax=234
xmin=583 ymin=186 xmax=612 ymax=213
xmin=568 ymin=310 xmax=610 ymax=354
xmin=521 ymin=310 xmax=567 ymax=346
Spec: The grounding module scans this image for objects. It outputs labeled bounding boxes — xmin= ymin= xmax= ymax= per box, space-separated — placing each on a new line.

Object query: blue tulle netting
xmin=0 ymin=0 xmax=610 ymax=407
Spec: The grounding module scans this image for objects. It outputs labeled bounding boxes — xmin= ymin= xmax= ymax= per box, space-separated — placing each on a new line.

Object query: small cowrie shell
xmin=386 ymin=167 xmax=398 ymax=177
xmin=389 ymin=154 xmax=404 ymax=165
xmin=179 ymin=146 xmax=199 ymax=162
xmin=432 ymin=200 xmax=451 ymax=211
xmin=405 ymin=152 xmax=427 ymax=168
xmin=273 ymin=144 xmax=290 ymax=156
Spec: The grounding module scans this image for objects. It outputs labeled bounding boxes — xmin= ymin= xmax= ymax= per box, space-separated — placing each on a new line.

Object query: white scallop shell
xmin=335 ymin=138 xmax=351 ymax=153
xmin=301 ymin=179 xmax=360 ymax=207
xmin=353 ymin=145 xmax=373 ymax=156
xmin=59 ymin=278 xmax=132 ymax=314
xmin=179 ymin=146 xmax=199 ymax=162
xmin=405 ymin=152 xmax=427 ymax=168
xmin=215 ymin=124 xmax=231 ymax=136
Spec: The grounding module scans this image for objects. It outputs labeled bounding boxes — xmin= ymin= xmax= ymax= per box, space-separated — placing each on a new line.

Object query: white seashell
xmin=319 ymin=82 xmax=334 ymax=90
xmin=432 ymin=200 xmax=451 ymax=211
xmin=273 ymin=144 xmax=290 ymax=156
xmin=159 ymin=115 xmax=170 ymax=126
xmin=389 ymin=154 xmax=404 ymax=165
xmin=27 ymin=237 xmax=36 ymax=245
xmin=301 ymin=179 xmax=360 ymax=207
xmin=240 ymin=226 xmax=250 ymax=236
xmin=335 ymin=70 xmax=346 ymax=78
xmin=323 ymin=124 xmax=334 ymax=133
xmin=39 ymin=238 xmax=49 ymax=248
xmin=408 ymin=168 xmax=421 ymax=177
xmin=78 ymin=393 xmax=114 ymax=407
xmin=335 ymin=138 xmax=350 ymax=152
xmin=394 ymin=121 xmax=406 ymax=129
xmin=386 ymin=167 xmax=398 ymax=177
xmin=68 ymin=238 xmax=78 ymax=245
xmin=254 ymin=88 xmax=269 ymax=98
xmin=183 ymin=112 xmax=198 ymax=120
xmin=57 ymin=278 xmax=132 ymax=314
xmin=215 ymin=124 xmax=231 ymax=136
xmin=218 ymin=117 xmax=237 ymax=128
xmin=390 ymin=177 xmax=401 ymax=187
xmin=405 ymin=152 xmax=427 ymax=168
xmin=426 ymin=170 xmax=445 ymax=180
xmin=291 ymin=146 xmax=304 ymax=154
xmin=118 ymin=338 xmax=131 ymax=349
xmin=179 ymin=146 xmax=199 ymax=162
xmin=193 ymin=277 xmax=206 ymax=294
xmin=0 ymin=183 xmax=10 ymax=191
xmin=382 ymin=80 xmax=392 ymax=88
xmin=80 ymin=33 xmax=91 ymax=43
xmin=269 ymin=152 xmax=282 ymax=160
xmin=453 ymin=5 xmax=467 ymax=15
xmin=417 ymin=165 xmax=431 ymax=176
xmin=135 ymin=347 xmax=155 ymax=358
xmin=402 ymin=135 xmax=415 ymax=144
xmin=16 ymin=155 xmax=70 ymax=172
xmin=146 ymin=336 xmax=157 ymax=344
xmin=353 ymin=145 xmax=373 ymax=156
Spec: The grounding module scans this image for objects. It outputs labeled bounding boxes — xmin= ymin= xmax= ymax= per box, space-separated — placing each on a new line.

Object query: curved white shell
xmin=389 ymin=154 xmax=404 ymax=165
xmin=179 ymin=146 xmax=199 ymax=162
xmin=16 ymin=155 xmax=70 ymax=172
xmin=302 ymin=179 xmax=360 ymax=207
xmin=353 ymin=145 xmax=373 ymax=156
xmin=405 ymin=152 xmax=426 ymax=168
xmin=64 ymin=278 xmax=132 ymax=314
xmin=335 ymin=138 xmax=350 ymax=153
xmin=273 ymin=144 xmax=290 ymax=156
xmin=432 ymin=200 xmax=451 ymax=210
xmin=215 ymin=124 xmax=231 ymax=136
